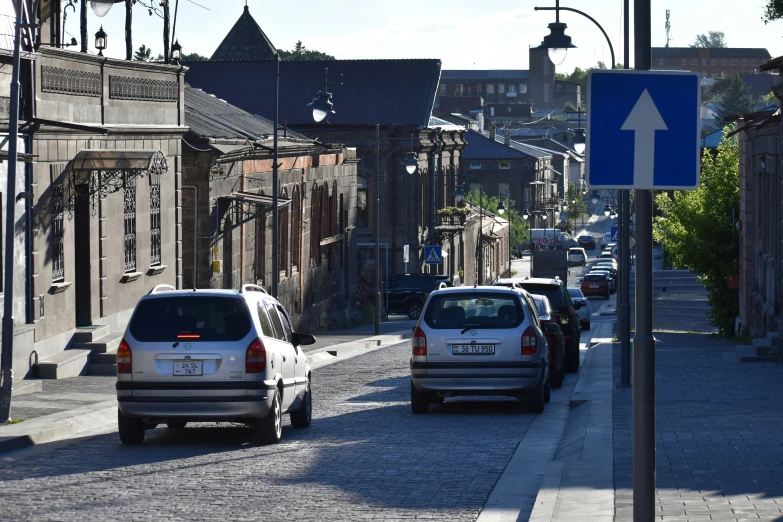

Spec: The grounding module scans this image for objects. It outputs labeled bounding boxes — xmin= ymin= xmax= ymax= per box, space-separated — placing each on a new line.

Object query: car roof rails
xmin=240 ymin=284 xmax=268 ymax=295
xmin=148 ymin=284 xmax=176 ymax=295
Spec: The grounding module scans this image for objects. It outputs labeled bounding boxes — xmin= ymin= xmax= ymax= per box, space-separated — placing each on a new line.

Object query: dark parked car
xmin=530 ymin=294 xmax=565 ymax=388
xmin=581 ymin=273 xmax=611 ymax=299
xmin=578 ymin=235 xmax=596 ymax=249
xmin=383 ymin=274 xmax=451 ymax=319
xmin=516 ymin=277 xmax=582 ymax=373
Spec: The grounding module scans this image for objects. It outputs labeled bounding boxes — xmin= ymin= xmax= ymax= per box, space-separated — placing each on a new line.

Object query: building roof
xmin=739 ymin=73 xmax=781 ymax=98
xmin=700 ymin=128 xmax=723 ymax=149
xmin=210 ymin=5 xmax=277 ymax=61
xmin=463 ymin=130 xmax=553 ymax=160
xmin=516 ymin=137 xmax=580 ymax=156
xmin=184 ymin=59 xmax=441 ymax=128
xmin=652 ymin=47 xmax=771 ymax=58
xmin=428 ymin=115 xmax=464 ymax=131
xmin=441 ymin=70 xmax=530 ymax=81
xmin=184 ymin=86 xmax=307 ymax=141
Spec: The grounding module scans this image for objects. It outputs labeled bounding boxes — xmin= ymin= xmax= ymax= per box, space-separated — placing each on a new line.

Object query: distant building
xmin=651 ymin=47 xmax=772 ymax=79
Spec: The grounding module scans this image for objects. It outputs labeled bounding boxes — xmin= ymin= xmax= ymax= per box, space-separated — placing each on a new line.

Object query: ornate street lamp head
xmin=94 ymin=26 xmax=107 ymax=56
xmin=90 ymin=0 xmax=124 ymax=18
xmin=538 ymin=22 xmax=576 ymax=66
xmin=307 ymin=91 xmax=335 ymax=123
xmin=403 ymin=152 xmax=418 ymax=174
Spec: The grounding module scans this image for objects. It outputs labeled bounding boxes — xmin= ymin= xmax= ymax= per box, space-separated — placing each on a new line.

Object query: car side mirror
xmin=573 ymin=301 xmax=581 ymax=310
xmin=292 ymin=332 xmax=316 ymax=346
xmin=544 ymin=323 xmax=560 ymax=334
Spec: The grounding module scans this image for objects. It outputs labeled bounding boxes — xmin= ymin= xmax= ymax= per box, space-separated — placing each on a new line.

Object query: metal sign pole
xmin=633 ymin=0 xmax=655 ymax=519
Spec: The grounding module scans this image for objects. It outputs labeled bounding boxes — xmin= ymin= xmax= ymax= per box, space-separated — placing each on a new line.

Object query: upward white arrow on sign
xmin=621 ymin=89 xmax=668 ymax=189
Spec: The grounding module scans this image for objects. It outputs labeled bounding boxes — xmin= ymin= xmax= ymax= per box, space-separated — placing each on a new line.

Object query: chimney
xmin=489 ymin=126 xmax=497 ymax=141
xmin=504 ymin=132 xmax=511 ymax=146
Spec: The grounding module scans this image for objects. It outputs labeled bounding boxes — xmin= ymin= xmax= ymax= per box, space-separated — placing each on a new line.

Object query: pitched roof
xmin=184 ymin=86 xmax=307 ymax=141
xmin=652 ymin=47 xmax=771 ymax=58
xmin=210 ymin=5 xmax=277 ymax=61
xmin=184 ymin=59 xmax=441 ymax=128
xmin=463 ymin=130 xmax=554 ymax=160
xmin=738 ymin=73 xmax=781 ymax=98
xmin=441 ymin=70 xmax=530 ymax=81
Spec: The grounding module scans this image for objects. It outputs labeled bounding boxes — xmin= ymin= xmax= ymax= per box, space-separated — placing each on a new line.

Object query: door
xmin=263 ymin=301 xmax=296 ymax=411
xmin=277 ymin=304 xmax=307 ymax=403
xmin=74 ymin=193 xmax=91 ymax=326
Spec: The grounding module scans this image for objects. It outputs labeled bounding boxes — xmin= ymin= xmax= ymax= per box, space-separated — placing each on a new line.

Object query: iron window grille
xmin=51 ymin=185 xmax=65 ymax=282
xmin=124 ymin=174 xmax=137 ymax=273
xmin=149 ymin=171 xmax=162 ymax=266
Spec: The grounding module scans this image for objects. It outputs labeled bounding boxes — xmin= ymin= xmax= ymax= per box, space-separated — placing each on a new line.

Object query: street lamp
xmin=170 ymin=40 xmax=182 ymax=65
xmin=497 ymin=200 xmax=506 ymax=215
xmin=591 ymin=191 xmax=600 ymax=205
xmin=573 ymin=127 xmax=586 ymax=155
xmin=522 ymin=208 xmax=530 ymax=220
xmin=94 ymin=26 xmax=107 ymax=56
xmin=535 ymin=0 xmax=576 ymax=66
xmin=452 ymin=185 xmax=466 ymax=203
xmin=307 ymin=91 xmax=335 ymax=123
xmin=603 ymin=204 xmax=612 ymax=217
xmin=403 ymin=151 xmax=418 ymax=175
xmin=89 ymin=0 xmax=123 ymax=17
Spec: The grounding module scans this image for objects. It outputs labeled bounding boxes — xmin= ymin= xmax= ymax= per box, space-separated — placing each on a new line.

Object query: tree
xmin=133 ymin=44 xmax=153 ymax=62
xmin=712 ymin=74 xmax=756 ymax=126
xmin=564 ymin=182 xmax=587 ymax=232
xmin=181 ymin=52 xmax=208 ymax=61
xmin=690 ymin=31 xmax=727 ymax=48
xmin=278 ymin=41 xmax=335 ymax=61
xmin=762 ymin=0 xmax=783 ymax=23
xmin=652 ymin=125 xmax=739 ymax=335
xmin=465 ymin=189 xmax=529 ymax=250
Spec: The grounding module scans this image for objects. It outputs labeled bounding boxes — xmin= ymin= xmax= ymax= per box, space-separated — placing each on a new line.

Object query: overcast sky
xmin=17 ymin=0 xmax=783 ymax=71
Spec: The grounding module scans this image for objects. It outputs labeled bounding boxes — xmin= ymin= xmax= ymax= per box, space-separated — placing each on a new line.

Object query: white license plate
xmin=173 ymin=360 xmax=203 ymax=376
xmin=590 ymin=284 xmax=599 ymax=288
xmin=452 ymin=344 xmax=495 ymax=355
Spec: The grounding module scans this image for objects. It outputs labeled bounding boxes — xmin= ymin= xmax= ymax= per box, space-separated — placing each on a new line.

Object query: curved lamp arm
xmin=534 ymin=5 xmax=616 ymax=69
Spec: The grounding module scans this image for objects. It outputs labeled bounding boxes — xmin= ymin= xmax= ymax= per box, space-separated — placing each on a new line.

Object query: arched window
xmin=256 ymin=190 xmax=266 ymax=286
xmin=291 ymin=185 xmax=301 ymax=274
xmin=339 ymin=193 xmax=344 ymax=268
xmin=320 ymin=182 xmax=329 ymax=266
xmin=310 ymin=183 xmax=320 ymax=267
xmin=357 ymin=176 xmax=368 ymax=228
xmin=279 ymin=187 xmax=289 ymax=277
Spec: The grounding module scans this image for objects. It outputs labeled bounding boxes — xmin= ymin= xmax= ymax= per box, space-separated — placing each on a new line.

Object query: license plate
xmin=590 ymin=284 xmax=599 ymax=288
xmin=173 ymin=360 xmax=202 ymax=376
xmin=452 ymin=344 xmax=495 ymax=355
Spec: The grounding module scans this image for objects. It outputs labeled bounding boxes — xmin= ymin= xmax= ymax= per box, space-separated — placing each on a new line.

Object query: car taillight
xmin=412 ymin=327 xmax=427 ymax=356
xmin=246 ymin=338 xmax=266 ymax=373
xmin=522 ymin=326 xmax=537 ymax=355
xmin=117 ymin=339 xmax=132 ymax=374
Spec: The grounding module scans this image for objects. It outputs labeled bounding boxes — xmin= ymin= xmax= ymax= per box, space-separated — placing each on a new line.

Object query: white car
xmin=116 ymin=284 xmax=315 ymax=445
xmin=567 ymin=247 xmax=587 ymax=266
xmin=567 ymin=287 xmax=590 ymax=330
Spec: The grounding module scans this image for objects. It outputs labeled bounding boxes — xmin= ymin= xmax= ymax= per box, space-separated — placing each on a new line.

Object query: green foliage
xmin=652 ymin=125 xmax=740 ymax=335
xmin=690 ymin=31 xmax=727 ymax=48
xmin=133 ymin=44 xmax=153 ymax=62
xmin=565 ymin=182 xmax=587 ymax=232
xmin=465 ymin=189 xmax=529 ymax=249
xmin=762 ymin=0 xmax=783 ymax=23
xmin=181 ymin=52 xmax=208 ymax=62
xmin=712 ymin=75 xmax=756 ymax=126
xmin=562 ymin=102 xmax=578 ymax=114
xmin=278 ymin=41 xmax=335 ymax=61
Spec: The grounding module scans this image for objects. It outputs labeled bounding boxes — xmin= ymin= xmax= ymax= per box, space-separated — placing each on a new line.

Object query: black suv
xmin=578 ymin=235 xmax=596 ymax=249
xmin=516 ymin=277 xmax=582 ymax=373
xmin=383 ymin=274 xmax=451 ymax=319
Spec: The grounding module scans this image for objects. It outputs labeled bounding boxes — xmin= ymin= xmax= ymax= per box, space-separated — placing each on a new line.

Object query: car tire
xmin=429 ymin=395 xmax=445 ymax=404
xmin=410 ymin=379 xmax=430 ymax=414
xmin=407 ymin=301 xmax=423 ymax=320
xmin=530 ymin=374 xmax=545 ymax=414
xmin=604 ymin=291 xmax=610 ymax=300
xmin=255 ymin=391 xmax=282 ymax=444
xmin=544 ymin=372 xmax=551 ymax=403
xmin=118 ymin=409 xmax=145 ymax=445
xmin=166 ymin=420 xmax=187 ymax=429
xmin=290 ymin=376 xmax=312 ymax=429
xmin=565 ymin=343 xmax=580 ymax=373
xmin=551 ymin=363 xmax=564 ymax=389
xmin=585 ymin=321 xmax=591 ymax=331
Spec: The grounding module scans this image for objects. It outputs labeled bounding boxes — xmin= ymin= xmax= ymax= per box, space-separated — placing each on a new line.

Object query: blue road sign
xmin=611 ymin=226 xmax=618 ymax=241
xmin=586 ymin=70 xmax=701 ymax=190
xmin=424 ymin=245 xmax=442 ymax=265
xmin=559 ymin=211 xmax=567 ymax=220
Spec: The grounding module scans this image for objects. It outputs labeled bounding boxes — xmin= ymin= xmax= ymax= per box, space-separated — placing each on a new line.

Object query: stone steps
xmin=37 ymin=349 xmax=92 ymax=379
xmin=36 ymin=326 xmax=125 ymax=379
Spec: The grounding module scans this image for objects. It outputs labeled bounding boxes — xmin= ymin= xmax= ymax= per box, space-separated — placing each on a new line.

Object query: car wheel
xmin=290 ymin=375 xmax=312 ymax=429
xmin=407 ymin=301 xmax=423 ymax=320
xmin=255 ymin=390 xmax=282 ymax=444
xmin=551 ymin=362 xmax=564 ymax=389
xmin=166 ymin=420 xmax=187 ymax=429
xmin=429 ymin=395 xmax=445 ymax=404
xmin=544 ymin=372 xmax=551 ymax=403
xmin=118 ymin=409 xmax=145 ymax=445
xmin=585 ymin=321 xmax=591 ymax=331
xmin=565 ymin=342 xmax=580 ymax=373
xmin=604 ymin=291 xmax=610 ymax=300
xmin=529 ymin=374 xmax=545 ymax=414
xmin=410 ymin=379 xmax=430 ymax=414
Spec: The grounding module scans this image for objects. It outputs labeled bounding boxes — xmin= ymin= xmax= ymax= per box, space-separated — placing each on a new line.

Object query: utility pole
xmin=620 ymin=0 xmax=632 ymax=389
xmin=633 ymin=0 xmax=655 ymax=520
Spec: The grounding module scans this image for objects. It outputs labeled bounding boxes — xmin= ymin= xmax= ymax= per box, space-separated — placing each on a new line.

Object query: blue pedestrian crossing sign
xmin=611 ymin=226 xmax=618 ymax=242
xmin=424 ymin=245 xmax=442 ymax=265
xmin=586 ymin=70 xmax=701 ymax=190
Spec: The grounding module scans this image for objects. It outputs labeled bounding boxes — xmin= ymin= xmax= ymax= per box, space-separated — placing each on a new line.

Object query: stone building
xmin=1 ymin=1 xmax=186 ymax=378
xmin=181 ymin=86 xmax=359 ymax=329
xmin=652 ymin=47 xmax=772 ymax=78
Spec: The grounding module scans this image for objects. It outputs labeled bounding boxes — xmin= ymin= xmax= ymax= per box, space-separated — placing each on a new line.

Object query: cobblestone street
xmin=0 ymin=342 xmax=543 ymax=521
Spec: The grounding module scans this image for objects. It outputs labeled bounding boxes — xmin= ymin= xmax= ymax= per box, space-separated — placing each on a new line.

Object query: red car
xmin=581 ymin=273 xmax=611 ymax=299
xmin=530 ymin=294 xmax=565 ymax=388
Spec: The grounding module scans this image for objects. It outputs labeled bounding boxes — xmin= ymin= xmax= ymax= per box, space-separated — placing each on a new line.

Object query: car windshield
xmin=423 ymin=292 xmax=524 ymax=329
xmin=568 ymin=249 xmax=582 ymax=254
xmin=129 ymin=296 xmax=252 ymax=342
xmin=584 ymin=274 xmax=607 ymax=282
xmin=518 ymin=284 xmax=565 ymax=307
xmin=568 ymin=288 xmax=585 ymax=298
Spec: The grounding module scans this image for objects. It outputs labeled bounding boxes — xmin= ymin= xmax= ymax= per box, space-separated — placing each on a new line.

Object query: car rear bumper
xmin=581 ymin=287 xmax=608 ymax=296
xmin=410 ymin=360 xmax=544 ymax=394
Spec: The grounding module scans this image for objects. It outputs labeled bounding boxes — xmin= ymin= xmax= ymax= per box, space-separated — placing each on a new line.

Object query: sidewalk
xmin=0 ymin=318 xmax=414 ymax=454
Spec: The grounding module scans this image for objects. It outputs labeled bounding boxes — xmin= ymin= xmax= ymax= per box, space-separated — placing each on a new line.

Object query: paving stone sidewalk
xmin=613 ymin=332 xmax=783 ymax=522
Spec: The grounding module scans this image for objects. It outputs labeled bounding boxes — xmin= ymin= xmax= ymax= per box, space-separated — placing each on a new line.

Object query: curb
xmin=307 ymin=330 xmax=412 ymax=369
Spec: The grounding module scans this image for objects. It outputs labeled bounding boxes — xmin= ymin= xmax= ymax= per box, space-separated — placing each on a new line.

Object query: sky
xmin=20 ymin=0 xmax=783 ymax=72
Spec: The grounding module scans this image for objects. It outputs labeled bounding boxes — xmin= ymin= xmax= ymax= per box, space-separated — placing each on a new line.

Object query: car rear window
xmin=129 ymin=296 xmax=252 ymax=342
xmin=568 ymin=249 xmax=583 ymax=254
xmin=423 ymin=292 xmax=524 ymax=329
xmin=533 ymin=298 xmax=550 ymax=317
xmin=584 ymin=274 xmax=607 ymax=282
xmin=518 ymin=284 xmax=565 ymax=308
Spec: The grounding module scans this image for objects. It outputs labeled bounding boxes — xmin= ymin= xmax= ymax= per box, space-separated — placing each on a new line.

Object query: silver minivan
xmin=410 ymin=286 xmax=550 ymax=414
xmin=116 ymin=284 xmax=315 ymax=445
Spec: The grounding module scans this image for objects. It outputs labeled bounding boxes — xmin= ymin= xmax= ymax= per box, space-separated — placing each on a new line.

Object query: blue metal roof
xmin=700 ymin=128 xmax=723 ymax=149
xmin=463 ymin=130 xmax=554 ymax=160
xmin=184 ymin=59 xmax=441 ymax=128
xmin=441 ymin=70 xmax=530 ymax=81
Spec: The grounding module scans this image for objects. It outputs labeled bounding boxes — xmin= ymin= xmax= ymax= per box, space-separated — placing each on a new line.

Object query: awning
xmin=70 ymin=149 xmax=168 ymax=172
xmin=209 ymin=143 xmax=249 ymax=155
xmin=220 ymin=191 xmax=291 ymax=216
xmin=482 ymin=234 xmax=500 ymax=242
xmin=548 ymin=166 xmax=564 ymax=176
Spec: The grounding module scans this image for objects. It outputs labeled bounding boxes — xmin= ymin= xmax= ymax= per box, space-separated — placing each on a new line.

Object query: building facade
xmin=652 ymin=47 xmax=772 ymax=78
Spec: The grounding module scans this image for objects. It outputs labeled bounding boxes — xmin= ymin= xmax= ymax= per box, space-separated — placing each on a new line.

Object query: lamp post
xmin=497 ymin=197 xmax=512 ymax=276
xmin=94 ymin=25 xmax=107 ymax=56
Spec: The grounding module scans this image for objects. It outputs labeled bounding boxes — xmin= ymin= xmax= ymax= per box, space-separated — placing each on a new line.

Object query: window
xmin=499 ymin=83 xmax=505 ymax=94
xmin=490 ymin=106 xmax=495 ymax=117
xmin=291 ymin=186 xmax=301 ymax=273
xmin=711 ymin=59 xmax=717 ymax=66
xmin=524 ymin=188 xmax=531 ymax=208
xmin=320 ymin=183 xmax=329 ymax=266
xmin=357 ymin=176 xmax=367 ymax=228
xmin=498 ymin=183 xmax=509 ymax=199
xmin=279 ymin=188 xmax=289 ymax=277
xmin=508 ymin=84 xmax=516 ymax=93
xmin=276 ymin=304 xmax=293 ymax=342
xmin=265 ymin=301 xmax=287 ymax=342
xmin=732 ymin=59 xmax=737 ymax=66
xmin=721 ymin=60 xmax=726 ymax=66
xmin=691 ymin=59 xmax=697 ymax=65
xmin=519 ymin=83 xmax=527 ymax=94
xmin=455 ymin=84 xmax=464 ymax=96
xmin=499 ymin=161 xmax=511 ymax=170
xmin=149 ymin=171 xmax=161 ymax=266
xmin=681 ymin=59 xmax=686 ymax=65
xmin=470 ymin=161 xmax=481 ymax=170
xmin=438 ymin=84 xmax=446 ymax=96
xmin=742 ymin=59 xmax=747 ymax=66
xmin=256 ymin=196 xmax=266 ymax=284
xmin=711 ymin=73 xmax=717 ymax=78
xmin=721 ymin=71 xmax=726 ymax=77
xmin=701 ymin=59 xmax=707 ymax=66
xmin=51 ymin=185 xmax=64 ymax=282
xmin=310 ymin=184 xmax=321 ymax=265
xmin=256 ymin=302 xmax=275 ymax=338
xmin=658 ymin=58 xmax=664 ymax=65
xmin=476 ymin=84 xmax=483 ymax=94
xmin=762 ymin=59 xmax=768 ymax=65
xmin=124 ymin=174 xmax=137 ymax=273
xmin=487 ymin=84 xmax=494 ymax=94
xmin=701 ymin=72 xmax=707 ymax=78
xmin=752 ymin=60 xmax=757 ymax=66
